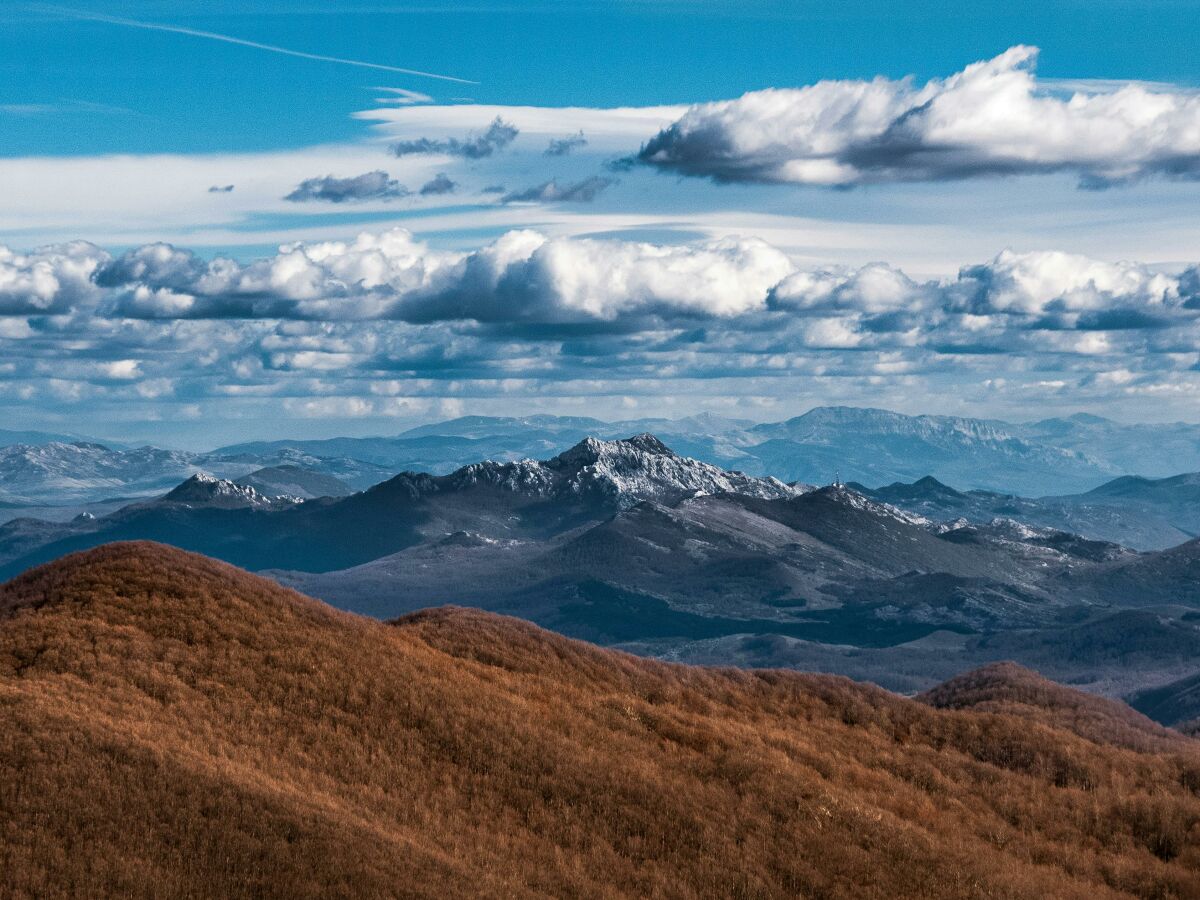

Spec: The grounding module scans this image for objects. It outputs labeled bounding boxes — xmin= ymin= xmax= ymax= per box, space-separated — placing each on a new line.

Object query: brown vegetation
xmin=1 ymin=541 xmax=1199 ymax=899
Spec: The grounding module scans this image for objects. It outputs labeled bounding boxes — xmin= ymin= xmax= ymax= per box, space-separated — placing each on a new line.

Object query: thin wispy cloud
xmin=54 ymin=8 xmax=477 ymax=84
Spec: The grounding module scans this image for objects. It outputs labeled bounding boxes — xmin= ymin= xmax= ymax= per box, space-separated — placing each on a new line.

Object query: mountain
xmin=205 ymin=407 xmax=1148 ymax=496
xmin=0 ymin=441 xmax=393 ymax=506
xmin=160 ymin=473 xmax=299 ymax=509
xmin=744 ymin=407 xmax=1115 ymax=494
xmin=1017 ymin=413 xmax=1200 ymax=479
xmin=276 ymin=479 xmax=1143 ymax=665
xmin=0 ymin=442 xmax=201 ymax=505
xmin=19 ymin=407 xmax=1200 ymax=513
xmin=0 ymin=436 xmax=800 ymax=580
xmin=861 ymin=473 xmax=1199 ymax=551
xmin=13 ymin=407 xmax=1200 ymax=513
xmin=0 ymin=427 xmax=110 ymax=447
xmin=2 ymin=542 xmax=1198 ymax=898
xmin=234 ymin=464 xmax=353 ymax=498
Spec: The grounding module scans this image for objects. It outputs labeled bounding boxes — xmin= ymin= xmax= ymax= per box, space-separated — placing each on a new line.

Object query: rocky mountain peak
xmin=161 ymin=473 xmax=292 ymax=509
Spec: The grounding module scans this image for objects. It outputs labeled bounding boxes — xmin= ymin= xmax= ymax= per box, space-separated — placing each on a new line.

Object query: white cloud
xmin=11 ymin=229 xmax=1199 ymax=339
xmin=98 ymin=359 xmax=143 ymax=380
xmin=97 ymin=228 xmax=796 ymax=323
xmin=5 ymin=228 xmax=1200 ymax=427
xmin=0 ymin=241 xmax=107 ymax=314
xmin=639 ymin=46 xmax=1200 ymax=187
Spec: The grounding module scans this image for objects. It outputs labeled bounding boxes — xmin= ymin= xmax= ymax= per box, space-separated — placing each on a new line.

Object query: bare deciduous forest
xmin=1 ymin=542 xmax=1198 ymax=898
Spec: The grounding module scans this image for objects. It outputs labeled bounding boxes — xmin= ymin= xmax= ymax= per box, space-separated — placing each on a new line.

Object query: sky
xmin=4 ymin=1 xmax=1200 ymax=447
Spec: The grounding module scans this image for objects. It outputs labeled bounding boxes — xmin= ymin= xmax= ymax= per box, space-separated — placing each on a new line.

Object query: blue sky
xmin=7 ymin=1 xmax=1200 ymax=156
xmin=4 ymin=1 xmax=1200 ymax=446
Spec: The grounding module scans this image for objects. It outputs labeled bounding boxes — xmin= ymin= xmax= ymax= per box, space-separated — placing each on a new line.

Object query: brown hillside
xmin=1 ymin=541 xmax=1199 ymax=899
xmin=918 ymin=660 xmax=1193 ymax=753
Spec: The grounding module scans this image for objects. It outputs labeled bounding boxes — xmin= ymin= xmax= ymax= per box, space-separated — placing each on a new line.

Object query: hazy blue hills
xmin=211 ymin=407 xmax=1200 ymax=496
xmin=861 ymin=472 xmax=1200 ymax=551
xmin=7 ymin=408 xmax=1200 ymax=509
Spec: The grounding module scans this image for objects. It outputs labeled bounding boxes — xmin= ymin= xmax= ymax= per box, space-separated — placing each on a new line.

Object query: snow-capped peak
xmin=422 ymin=434 xmax=802 ymax=507
xmin=161 ymin=473 xmax=296 ymax=509
xmin=547 ymin=435 xmax=800 ymax=506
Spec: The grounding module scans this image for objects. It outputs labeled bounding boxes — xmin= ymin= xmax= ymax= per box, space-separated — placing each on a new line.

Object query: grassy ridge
xmin=1 ymin=542 xmax=1198 ymax=898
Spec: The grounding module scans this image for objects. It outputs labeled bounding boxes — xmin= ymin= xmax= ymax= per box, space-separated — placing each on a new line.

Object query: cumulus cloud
xmin=0 ymin=241 xmax=108 ymax=315
xmin=28 ymin=230 xmax=1200 ymax=345
xmin=2 ymin=262 xmax=1199 ymax=429
xmin=638 ymin=46 xmax=1200 ymax=187
xmin=951 ymin=250 xmax=1181 ymax=323
xmin=545 ymin=131 xmax=588 ymax=156
xmin=391 ymin=116 xmax=519 ymax=158
xmin=502 ymin=176 xmax=615 ymax=203
xmin=7 ymin=232 xmax=1200 ymax=431
xmin=419 ymin=173 xmax=457 ymax=195
xmin=97 ymin=230 xmax=459 ymax=320
xmin=402 ymin=231 xmax=795 ymax=323
xmin=285 ymin=170 xmax=408 ymax=203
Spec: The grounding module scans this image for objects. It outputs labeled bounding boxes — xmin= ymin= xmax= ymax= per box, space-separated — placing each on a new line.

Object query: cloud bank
xmin=638 ymin=46 xmax=1200 ymax=187
xmin=3 ymin=228 xmax=1199 ymax=428
xmin=10 ymin=228 xmax=1197 ymax=335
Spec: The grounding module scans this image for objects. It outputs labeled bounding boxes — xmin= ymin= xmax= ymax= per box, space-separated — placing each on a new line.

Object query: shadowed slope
xmin=1130 ymin=671 xmax=1200 ymax=729
xmin=1 ymin=542 xmax=1199 ymax=899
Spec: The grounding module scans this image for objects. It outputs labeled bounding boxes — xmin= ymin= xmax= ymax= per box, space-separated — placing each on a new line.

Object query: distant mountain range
xmin=212 ymin=407 xmax=1200 ymax=495
xmin=0 ymin=441 xmax=391 ymax=507
xmin=3 ymin=434 xmax=1199 ymax=706
xmin=5 ymin=542 xmax=1196 ymax=897
xmin=4 ymin=407 xmax=1200 ymax=508
xmin=860 ymin=472 xmax=1200 ymax=551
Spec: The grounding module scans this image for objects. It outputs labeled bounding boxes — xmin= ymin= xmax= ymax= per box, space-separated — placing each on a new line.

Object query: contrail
xmin=56 ymin=8 xmax=477 ymax=84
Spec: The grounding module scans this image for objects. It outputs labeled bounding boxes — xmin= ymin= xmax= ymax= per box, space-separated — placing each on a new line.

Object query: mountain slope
xmin=1130 ymin=671 xmax=1200 ymax=728
xmin=919 ymin=661 xmax=1190 ymax=752
xmin=1 ymin=542 xmax=1198 ymax=899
